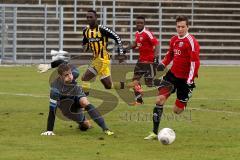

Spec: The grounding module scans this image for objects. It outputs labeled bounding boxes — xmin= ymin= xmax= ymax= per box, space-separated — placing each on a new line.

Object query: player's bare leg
xmin=82 ymin=68 xmax=97 ymax=81
xmin=173 ymin=99 xmax=185 ymax=114
xmin=100 ymin=76 xmax=112 ymax=89
xmin=81 ymin=68 xmax=97 ymax=95
xmin=101 ymin=75 xmax=132 ymax=90
xmin=173 ymin=106 xmax=184 ymax=114
xmin=144 ymin=79 xmax=173 ymax=140
xmin=78 ymin=118 xmax=92 ymax=131
xmin=130 ymin=74 xmax=143 ymax=106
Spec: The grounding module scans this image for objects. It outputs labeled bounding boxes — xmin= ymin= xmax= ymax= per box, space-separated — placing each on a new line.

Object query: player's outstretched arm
xmin=37 ymin=50 xmax=68 ymax=73
xmin=37 ymin=63 xmax=51 ymax=73
xmin=41 ymin=88 xmax=58 ymax=136
xmin=41 ymin=108 xmax=57 ymax=136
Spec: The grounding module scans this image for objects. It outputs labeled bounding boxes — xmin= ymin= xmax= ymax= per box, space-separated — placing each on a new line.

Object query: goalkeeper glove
xmin=41 ymin=131 xmax=55 ymax=136
xmin=37 ymin=50 xmax=68 ymax=73
xmin=37 ymin=64 xmax=51 ymax=73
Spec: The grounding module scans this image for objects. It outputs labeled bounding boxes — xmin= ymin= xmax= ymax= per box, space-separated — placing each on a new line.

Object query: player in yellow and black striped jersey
xmin=81 ymin=10 xmax=126 ymax=94
xmin=82 ymin=24 xmax=123 ymax=60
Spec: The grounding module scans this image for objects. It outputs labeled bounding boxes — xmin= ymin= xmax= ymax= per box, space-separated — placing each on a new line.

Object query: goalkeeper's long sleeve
xmin=46 ymin=86 xmax=59 ymax=131
xmin=47 ymin=108 xmax=56 ymax=131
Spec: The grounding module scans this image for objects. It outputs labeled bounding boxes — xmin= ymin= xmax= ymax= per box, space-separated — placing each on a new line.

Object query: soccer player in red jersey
xmin=144 ymin=15 xmax=200 ymax=140
xmin=128 ymin=16 xmax=160 ymax=105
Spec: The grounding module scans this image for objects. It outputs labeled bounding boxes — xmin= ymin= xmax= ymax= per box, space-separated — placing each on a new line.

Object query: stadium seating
xmin=0 ymin=0 xmax=240 ymax=63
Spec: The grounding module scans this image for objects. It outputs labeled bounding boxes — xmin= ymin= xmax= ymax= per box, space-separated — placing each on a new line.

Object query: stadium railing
xmin=1 ymin=0 xmax=240 ymax=63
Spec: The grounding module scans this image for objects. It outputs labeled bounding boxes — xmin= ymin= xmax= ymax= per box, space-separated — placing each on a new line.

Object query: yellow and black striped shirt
xmin=82 ymin=25 xmax=124 ymax=59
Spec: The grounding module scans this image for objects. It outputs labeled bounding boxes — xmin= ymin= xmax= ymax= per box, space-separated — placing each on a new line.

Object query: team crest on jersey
xmin=89 ymin=38 xmax=101 ymax=42
xmin=137 ymin=43 xmax=142 ymax=47
xmin=140 ymin=36 xmax=143 ymax=41
xmin=179 ymin=42 xmax=184 ymax=47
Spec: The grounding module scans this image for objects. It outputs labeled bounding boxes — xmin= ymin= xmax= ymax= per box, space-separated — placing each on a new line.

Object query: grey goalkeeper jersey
xmin=49 ymin=77 xmax=86 ymax=110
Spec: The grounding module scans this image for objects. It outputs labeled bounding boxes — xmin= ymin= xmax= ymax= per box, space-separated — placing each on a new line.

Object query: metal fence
xmin=0 ymin=2 xmax=164 ymax=63
xmin=0 ymin=4 xmax=65 ymax=63
xmin=0 ymin=0 xmax=197 ymax=63
xmin=1 ymin=0 xmax=240 ymax=63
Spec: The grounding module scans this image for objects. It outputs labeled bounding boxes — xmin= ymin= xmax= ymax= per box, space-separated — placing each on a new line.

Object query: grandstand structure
xmin=0 ymin=0 xmax=240 ymax=63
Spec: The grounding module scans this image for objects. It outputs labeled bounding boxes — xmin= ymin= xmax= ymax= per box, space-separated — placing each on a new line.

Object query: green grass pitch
xmin=0 ymin=65 xmax=240 ymax=160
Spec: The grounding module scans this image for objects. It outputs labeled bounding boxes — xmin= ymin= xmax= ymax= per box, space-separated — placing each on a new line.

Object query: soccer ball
xmin=158 ymin=128 xmax=176 ymax=145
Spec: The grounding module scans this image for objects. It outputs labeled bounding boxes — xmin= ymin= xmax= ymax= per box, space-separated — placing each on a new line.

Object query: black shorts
xmin=133 ymin=62 xmax=156 ymax=85
xmin=162 ymin=71 xmax=193 ymax=103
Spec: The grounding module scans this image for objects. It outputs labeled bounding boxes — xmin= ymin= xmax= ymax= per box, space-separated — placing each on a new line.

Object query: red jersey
xmin=162 ymin=33 xmax=200 ymax=83
xmin=134 ymin=28 xmax=159 ymax=62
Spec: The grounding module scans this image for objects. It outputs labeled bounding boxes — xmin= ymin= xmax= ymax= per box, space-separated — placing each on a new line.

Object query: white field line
xmin=0 ymin=91 xmax=240 ymax=115
xmin=1 ymin=91 xmax=240 ymax=101
xmin=0 ymin=92 xmax=47 ymax=98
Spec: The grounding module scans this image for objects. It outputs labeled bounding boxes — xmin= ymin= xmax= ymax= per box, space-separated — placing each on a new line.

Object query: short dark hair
xmin=58 ymin=63 xmax=71 ymax=76
xmin=176 ymin=15 xmax=189 ymax=26
xmin=136 ymin=16 xmax=145 ymax=22
xmin=87 ymin=9 xmax=97 ymax=17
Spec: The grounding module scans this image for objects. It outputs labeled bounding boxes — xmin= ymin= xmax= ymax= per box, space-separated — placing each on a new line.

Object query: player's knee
xmin=156 ymin=95 xmax=167 ymax=105
xmin=100 ymin=76 xmax=112 ymax=89
xmin=173 ymin=99 xmax=186 ymax=114
xmin=102 ymin=80 xmax=112 ymax=89
xmin=79 ymin=97 xmax=90 ymax=107
xmin=79 ymin=120 xmax=92 ymax=131
xmin=173 ymin=107 xmax=183 ymax=114
xmin=128 ymin=80 xmax=139 ymax=88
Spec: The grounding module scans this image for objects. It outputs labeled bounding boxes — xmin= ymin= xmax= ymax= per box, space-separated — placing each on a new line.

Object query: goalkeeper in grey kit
xmin=41 ymin=63 xmax=114 ymax=136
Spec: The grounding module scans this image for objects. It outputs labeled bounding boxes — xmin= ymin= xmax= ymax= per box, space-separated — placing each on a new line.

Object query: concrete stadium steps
xmin=60 ymin=0 xmax=240 ymax=59
xmin=1 ymin=0 xmax=240 ymax=61
xmin=162 ymin=0 xmax=240 ymax=7
xmin=162 ymin=26 xmax=240 ymax=33
xmin=0 ymin=0 xmax=38 ymax=4
xmin=163 ymin=7 xmax=240 ymax=15
xmin=0 ymin=5 xmax=60 ymax=58
xmin=162 ymin=19 xmax=240 ymax=26
xmin=59 ymin=3 xmax=161 ymax=57
xmin=160 ymin=0 xmax=240 ymax=59
xmin=163 ymin=13 xmax=240 ymax=21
